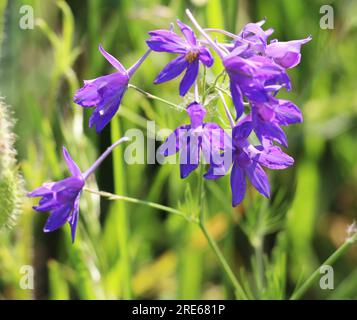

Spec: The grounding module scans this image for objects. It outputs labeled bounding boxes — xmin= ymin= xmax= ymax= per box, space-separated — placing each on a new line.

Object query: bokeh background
xmin=0 ymin=0 xmax=356 ymax=300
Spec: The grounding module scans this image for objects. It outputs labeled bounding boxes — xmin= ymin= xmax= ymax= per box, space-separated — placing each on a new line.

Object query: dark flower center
xmin=185 ymin=50 xmax=199 ymax=63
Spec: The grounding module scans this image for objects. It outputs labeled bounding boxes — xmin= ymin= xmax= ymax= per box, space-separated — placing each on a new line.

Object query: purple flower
xmin=146 ymin=20 xmax=214 ymax=96
xmin=223 ymin=54 xmax=290 ymax=119
xmin=229 ymin=20 xmax=311 ymax=69
xmin=205 ymin=122 xmax=294 ymax=206
xmin=28 ymin=137 xmax=129 ymax=242
xmin=184 ymin=14 xmax=310 ymax=122
xmin=159 ymin=102 xmax=227 ymax=178
xmin=233 ymin=20 xmax=274 ymax=58
xmin=74 ymin=45 xmax=150 ymax=133
xmin=250 ymin=97 xmax=303 ymax=147
xmin=265 ymin=36 xmax=312 ymax=69
xmin=28 ymin=147 xmax=84 ymax=242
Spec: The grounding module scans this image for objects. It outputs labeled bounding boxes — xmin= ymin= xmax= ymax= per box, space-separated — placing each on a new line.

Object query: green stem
xmin=213 ymin=85 xmax=231 ymax=97
xmin=201 ymin=69 xmax=226 ymax=104
xmin=110 ymin=119 xmax=132 ymax=299
xmin=253 ymin=205 xmax=265 ymax=294
xmin=290 ymin=232 xmax=357 ymax=300
xmin=197 ymin=166 xmax=248 ymax=299
xmin=128 ymin=84 xmax=184 ymax=111
xmin=214 ymin=85 xmax=250 ymax=108
xmin=84 ymin=188 xmax=197 ymax=223
xmin=254 ymin=237 xmax=265 ymax=292
xmin=218 ymin=90 xmax=235 ymax=128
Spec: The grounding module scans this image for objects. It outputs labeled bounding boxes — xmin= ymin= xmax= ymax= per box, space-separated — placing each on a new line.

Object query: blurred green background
xmin=0 ymin=0 xmax=356 ymax=300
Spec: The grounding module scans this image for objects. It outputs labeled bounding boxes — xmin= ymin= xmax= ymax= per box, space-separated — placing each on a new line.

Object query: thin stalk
xmin=185 ymin=9 xmax=225 ymax=59
xmin=84 ymin=188 xmax=198 ymax=223
xmin=218 ymin=91 xmax=235 ymax=128
xmin=197 ymin=166 xmax=248 ymax=299
xmin=198 ymin=39 xmax=231 ymax=55
xmin=204 ymin=29 xmax=259 ymax=50
xmin=254 ymin=206 xmax=266 ymax=293
xmin=128 ymin=84 xmax=184 ymax=111
xmin=194 ymin=81 xmax=199 ymax=102
xmin=254 ymin=237 xmax=265 ymax=292
xmin=214 ymin=85 xmax=231 ymax=97
xmin=202 ymin=66 xmax=207 ymax=105
xmin=201 ymin=69 xmax=226 ymax=104
xmin=290 ymin=232 xmax=357 ymax=300
xmin=204 ymin=28 xmax=239 ymax=39
xmin=215 ymin=85 xmax=250 ymax=107
xmin=110 ymin=119 xmax=132 ymax=299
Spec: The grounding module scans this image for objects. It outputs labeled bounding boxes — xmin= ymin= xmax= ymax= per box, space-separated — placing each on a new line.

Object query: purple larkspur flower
xmin=205 ymin=122 xmax=294 ymax=206
xmin=185 ymin=10 xmax=310 ymax=121
xmin=159 ymin=102 xmax=227 ymax=178
xmin=28 ymin=137 xmax=129 ymax=242
xmin=250 ymin=97 xmax=303 ymax=147
xmin=28 ymin=147 xmax=84 ymax=242
xmin=223 ymin=54 xmax=291 ymax=119
xmin=74 ymin=45 xmax=150 ymax=133
xmin=233 ymin=20 xmax=274 ymax=58
xmin=265 ymin=36 xmax=312 ymax=69
xmin=228 ymin=19 xmax=311 ymax=69
xmin=146 ymin=20 xmax=213 ymax=96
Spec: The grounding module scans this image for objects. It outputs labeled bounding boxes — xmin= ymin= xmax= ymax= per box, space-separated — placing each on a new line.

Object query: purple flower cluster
xmin=29 ymin=10 xmax=310 ymax=241
xmin=220 ymin=20 xmax=310 ymax=145
xmin=156 ymin=11 xmax=310 ymax=206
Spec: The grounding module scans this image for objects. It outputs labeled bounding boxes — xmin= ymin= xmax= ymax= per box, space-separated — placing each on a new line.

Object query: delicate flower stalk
xmin=128 ymin=84 xmax=184 ymax=111
xmin=218 ymin=90 xmax=235 ymax=128
xmin=290 ymin=227 xmax=357 ymax=300
xmin=185 ymin=9 xmax=225 ymax=59
xmin=204 ymin=28 xmax=240 ymax=40
xmin=197 ymin=164 xmax=248 ymax=299
xmin=84 ymin=187 xmax=197 ymax=223
xmin=194 ymin=81 xmax=199 ymax=102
